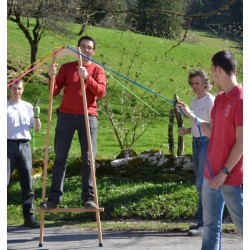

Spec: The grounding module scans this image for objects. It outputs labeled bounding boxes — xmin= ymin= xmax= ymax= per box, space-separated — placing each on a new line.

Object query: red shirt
xmin=50 ymin=61 xmax=106 ymax=116
xmin=204 ymin=84 xmax=243 ymax=186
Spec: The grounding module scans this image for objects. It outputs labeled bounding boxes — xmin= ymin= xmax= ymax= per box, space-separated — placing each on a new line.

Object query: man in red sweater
xmin=176 ymin=51 xmax=243 ymax=250
xmin=40 ymin=36 xmax=106 ymax=209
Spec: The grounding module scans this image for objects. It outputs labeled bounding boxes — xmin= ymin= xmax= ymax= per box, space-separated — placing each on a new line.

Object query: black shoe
xmin=189 ymin=223 xmax=203 ymax=230
xmin=23 ymin=216 xmax=40 ymax=228
xmin=39 ymin=200 xmax=59 ymax=209
xmin=82 ymin=196 xmax=97 ymax=209
xmin=188 ymin=223 xmax=203 ymax=236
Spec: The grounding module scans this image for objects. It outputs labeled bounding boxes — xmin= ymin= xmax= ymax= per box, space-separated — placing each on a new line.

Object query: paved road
xmin=7 ymin=225 xmax=243 ymax=250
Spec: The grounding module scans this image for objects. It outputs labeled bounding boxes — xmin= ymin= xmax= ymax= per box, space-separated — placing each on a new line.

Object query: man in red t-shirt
xmin=40 ymin=36 xmax=106 ymax=209
xmin=176 ymin=51 xmax=243 ymax=250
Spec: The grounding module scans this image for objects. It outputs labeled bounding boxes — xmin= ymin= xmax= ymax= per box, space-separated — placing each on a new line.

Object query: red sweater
xmin=50 ymin=61 xmax=106 ymax=116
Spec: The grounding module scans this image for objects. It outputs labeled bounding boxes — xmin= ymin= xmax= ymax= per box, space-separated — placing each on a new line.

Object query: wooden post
xmin=38 ymin=52 xmax=57 ymax=247
xmin=78 ymin=47 xmax=103 ymax=247
xmin=168 ymin=109 xmax=175 ymax=155
xmin=174 ymin=94 xmax=184 ymax=156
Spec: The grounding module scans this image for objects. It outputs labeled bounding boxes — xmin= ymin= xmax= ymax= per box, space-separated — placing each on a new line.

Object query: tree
xmin=99 ymin=92 xmax=156 ymax=150
xmin=186 ymin=0 xmax=242 ymax=30
xmin=7 ymin=0 xmax=79 ymax=68
xmin=97 ymin=45 xmax=162 ymax=151
xmin=74 ymin=0 xmax=128 ymax=35
xmin=130 ymin=0 xmax=185 ymax=39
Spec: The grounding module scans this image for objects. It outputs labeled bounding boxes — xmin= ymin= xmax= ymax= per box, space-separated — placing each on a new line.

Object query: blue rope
xmin=195 ymin=116 xmax=213 ymax=178
xmin=106 ymin=71 xmax=161 ymax=116
xmin=66 ymin=46 xmax=176 ymax=106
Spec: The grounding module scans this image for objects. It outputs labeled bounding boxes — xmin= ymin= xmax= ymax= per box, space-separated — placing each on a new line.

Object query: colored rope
xmin=66 ymin=46 xmax=176 ymax=106
xmin=195 ymin=116 xmax=213 ymax=178
xmin=7 ymin=46 xmax=64 ymax=88
xmin=106 ymin=71 xmax=162 ymax=116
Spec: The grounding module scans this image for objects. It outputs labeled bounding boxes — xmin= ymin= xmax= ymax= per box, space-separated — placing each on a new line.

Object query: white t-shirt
xmin=190 ymin=93 xmax=215 ymax=137
xmin=7 ymin=100 xmax=34 ymax=140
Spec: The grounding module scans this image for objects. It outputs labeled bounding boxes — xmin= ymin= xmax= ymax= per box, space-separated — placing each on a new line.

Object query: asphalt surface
xmin=7 ymin=225 xmax=243 ymax=250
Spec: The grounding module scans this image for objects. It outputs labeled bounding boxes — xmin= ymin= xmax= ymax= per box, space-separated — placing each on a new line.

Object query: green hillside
xmin=7 ymin=20 xmax=243 ymax=159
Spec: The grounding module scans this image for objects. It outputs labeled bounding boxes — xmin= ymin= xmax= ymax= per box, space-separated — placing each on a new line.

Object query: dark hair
xmin=77 ymin=36 xmax=96 ymax=49
xmin=211 ymin=50 xmax=237 ymax=76
xmin=188 ymin=70 xmax=212 ymax=91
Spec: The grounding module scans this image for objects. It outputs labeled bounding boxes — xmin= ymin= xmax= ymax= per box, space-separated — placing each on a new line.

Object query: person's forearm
xmin=178 ymin=127 xmax=191 ymax=136
xmin=187 ymin=112 xmax=211 ymax=137
xmin=34 ymin=118 xmax=41 ymax=132
xmin=224 ymin=141 xmax=243 ymax=172
xmin=224 ymin=127 xmax=243 ymax=172
xmin=86 ymin=75 xmax=106 ymax=98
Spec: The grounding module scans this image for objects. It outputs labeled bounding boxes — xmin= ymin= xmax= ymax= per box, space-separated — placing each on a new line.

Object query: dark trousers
xmin=7 ymin=140 xmax=35 ymax=219
xmin=48 ymin=112 xmax=98 ymax=204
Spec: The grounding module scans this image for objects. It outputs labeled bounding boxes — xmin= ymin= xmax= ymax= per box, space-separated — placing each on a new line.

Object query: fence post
xmin=174 ymin=94 xmax=184 ymax=156
xmin=168 ymin=109 xmax=175 ymax=155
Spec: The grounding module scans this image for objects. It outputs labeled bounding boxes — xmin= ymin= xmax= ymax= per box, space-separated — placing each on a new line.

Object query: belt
xmin=7 ymin=139 xmax=29 ymax=143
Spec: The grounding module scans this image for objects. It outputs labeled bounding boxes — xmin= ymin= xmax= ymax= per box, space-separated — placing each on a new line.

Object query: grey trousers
xmin=48 ymin=112 xmax=97 ymax=204
xmin=7 ymin=139 xmax=35 ymax=218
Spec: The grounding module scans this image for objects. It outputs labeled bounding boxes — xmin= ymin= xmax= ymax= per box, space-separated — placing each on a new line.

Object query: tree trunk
xmin=30 ymin=43 xmax=38 ymax=71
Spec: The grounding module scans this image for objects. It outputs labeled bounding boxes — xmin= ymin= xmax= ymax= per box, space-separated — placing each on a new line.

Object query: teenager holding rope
xmin=178 ymin=70 xmax=215 ymax=236
xmin=40 ymin=36 xmax=106 ymax=209
xmin=7 ymin=79 xmax=41 ymax=228
xmin=176 ymin=50 xmax=243 ymax=250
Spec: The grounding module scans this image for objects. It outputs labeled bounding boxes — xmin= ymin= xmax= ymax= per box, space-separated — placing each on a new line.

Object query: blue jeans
xmin=48 ymin=112 xmax=98 ymax=204
xmin=192 ymin=136 xmax=209 ymax=225
xmin=7 ymin=140 xmax=35 ymax=219
xmin=201 ymin=178 xmax=243 ymax=250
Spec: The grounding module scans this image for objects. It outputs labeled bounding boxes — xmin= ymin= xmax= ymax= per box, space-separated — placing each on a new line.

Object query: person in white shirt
xmin=7 ymin=79 xmax=41 ymax=228
xmin=178 ymin=70 xmax=215 ymax=236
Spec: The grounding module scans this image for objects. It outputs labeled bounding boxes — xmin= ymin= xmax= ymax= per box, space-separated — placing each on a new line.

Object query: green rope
xmin=106 ymin=72 xmax=161 ymax=116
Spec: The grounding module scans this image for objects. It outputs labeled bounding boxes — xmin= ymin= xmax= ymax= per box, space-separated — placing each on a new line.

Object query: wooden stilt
xmin=38 ymin=54 xmax=57 ymax=247
xmin=36 ymin=46 xmax=104 ymax=248
xmin=78 ymin=47 xmax=104 ymax=246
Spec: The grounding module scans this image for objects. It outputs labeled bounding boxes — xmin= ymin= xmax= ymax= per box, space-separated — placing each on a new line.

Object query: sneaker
xmin=39 ymin=200 xmax=59 ymax=209
xmin=83 ymin=196 xmax=97 ymax=209
xmin=188 ymin=224 xmax=203 ymax=236
xmin=23 ymin=216 xmax=40 ymax=228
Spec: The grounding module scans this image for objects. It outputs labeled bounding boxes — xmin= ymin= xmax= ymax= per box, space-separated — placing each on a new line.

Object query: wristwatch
xmin=221 ymin=167 xmax=230 ymax=175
